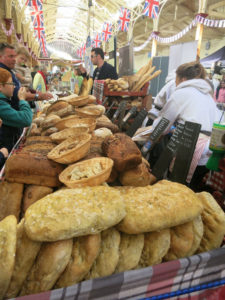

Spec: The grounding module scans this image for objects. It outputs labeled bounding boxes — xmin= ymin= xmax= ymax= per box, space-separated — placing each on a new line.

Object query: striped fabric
xmin=14 ymin=247 xmax=225 ymax=300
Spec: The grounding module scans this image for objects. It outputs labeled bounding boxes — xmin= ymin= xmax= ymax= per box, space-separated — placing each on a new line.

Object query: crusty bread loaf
xmin=55 ymin=234 xmax=101 ymax=288
xmin=197 ymin=192 xmax=225 ymax=253
xmin=22 ymin=185 xmax=53 ymax=213
xmin=117 ymin=181 xmax=203 ymax=234
xmin=186 ymin=215 xmax=204 ymax=257
xmin=41 ymin=114 xmax=61 ymax=130
xmin=21 ymin=143 xmax=55 ymax=155
xmin=139 ymin=229 xmax=170 ymax=267
xmin=119 ymin=162 xmax=151 ymax=186
xmin=0 ymin=215 xmax=17 ymax=300
xmin=46 ymin=100 xmax=69 ymax=116
xmin=102 ymin=133 xmax=142 ymax=172
xmin=5 ymin=219 xmax=41 ymax=298
xmin=0 ymin=181 xmax=24 ymax=221
xmin=24 ymin=187 xmax=126 ymax=242
xmin=96 ymin=120 xmax=119 ymax=133
xmin=25 ymin=136 xmax=53 ymax=146
xmin=5 ymin=152 xmax=64 ymax=188
xmin=85 ymin=228 xmax=120 ymax=279
xmin=116 ymin=233 xmax=144 ymax=273
xmin=41 ymin=127 xmax=58 ymax=136
xmin=20 ymin=239 xmax=73 ymax=296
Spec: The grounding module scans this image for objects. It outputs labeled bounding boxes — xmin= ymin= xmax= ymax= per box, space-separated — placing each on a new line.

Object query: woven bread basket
xmin=50 ymin=127 xmax=89 ymax=144
xmin=47 ymin=134 xmax=91 ymax=164
xmin=54 ymin=116 xmax=81 ymax=131
xmin=59 ymin=157 xmax=114 ymax=188
xmin=58 ymin=118 xmax=97 ymax=132
xmin=67 ymin=95 xmax=89 ymax=107
xmin=75 ymin=105 xmax=105 ymax=118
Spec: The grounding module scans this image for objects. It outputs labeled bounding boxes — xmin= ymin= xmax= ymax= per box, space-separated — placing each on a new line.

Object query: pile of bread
xmin=0 ymin=180 xmax=225 ymax=300
xmin=105 ymin=58 xmax=161 ymax=92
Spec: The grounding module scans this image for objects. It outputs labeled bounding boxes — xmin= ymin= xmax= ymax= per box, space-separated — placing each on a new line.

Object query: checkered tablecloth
xmin=13 ymin=247 xmax=225 ymax=300
xmin=92 ymin=80 xmax=105 ymax=104
xmin=204 ymin=171 xmax=225 ymax=192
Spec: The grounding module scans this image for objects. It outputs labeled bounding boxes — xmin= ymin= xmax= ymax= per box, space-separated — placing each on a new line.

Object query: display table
xmin=14 ymin=247 xmax=225 ymax=300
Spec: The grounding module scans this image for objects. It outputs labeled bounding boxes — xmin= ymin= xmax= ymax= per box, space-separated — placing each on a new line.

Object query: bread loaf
xmin=22 ymin=185 xmax=53 ymax=213
xmin=117 ymin=181 xmax=203 ymax=234
xmin=5 ymin=152 xmax=64 ymax=187
xmin=46 ymin=100 xmax=69 ymax=116
xmin=41 ymin=115 xmax=61 ymax=130
xmin=119 ymin=162 xmax=151 ymax=186
xmin=20 ymin=239 xmax=73 ymax=296
xmin=55 ymin=234 xmax=101 ymax=288
xmin=24 ymin=186 xmax=126 ymax=241
xmin=0 ymin=181 xmax=23 ymax=221
xmin=5 ymin=219 xmax=41 ymax=298
xmin=102 ymin=133 xmax=142 ymax=172
xmin=25 ymin=136 xmax=53 ymax=146
xmin=0 ymin=215 xmax=17 ymax=300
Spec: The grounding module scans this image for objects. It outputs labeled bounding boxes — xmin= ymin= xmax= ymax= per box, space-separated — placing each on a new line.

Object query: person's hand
xmin=38 ymin=92 xmax=53 ymax=101
xmin=0 ymin=147 xmax=8 ymax=158
xmin=18 ymin=87 xmax=27 ymax=100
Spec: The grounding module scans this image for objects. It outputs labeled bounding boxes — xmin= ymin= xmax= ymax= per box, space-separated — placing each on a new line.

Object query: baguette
xmin=133 ymin=70 xmax=161 ymax=92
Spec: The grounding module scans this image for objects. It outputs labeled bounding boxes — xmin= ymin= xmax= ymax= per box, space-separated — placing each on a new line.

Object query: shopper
xmin=14 ymin=47 xmax=32 ymax=88
xmin=151 ymin=61 xmax=220 ymax=191
xmin=215 ymin=80 xmax=225 ymax=103
xmin=0 ymin=68 xmax=32 ymax=152
xmin=80 ymin=47 xmax=118 ymax=80
xmin=0 ymin=118 xmax=8 ymax=169
xmin=33 ymin=65 xmax=48 ymax=92
xmin=72 ymin=67 xmax=83 ymax=88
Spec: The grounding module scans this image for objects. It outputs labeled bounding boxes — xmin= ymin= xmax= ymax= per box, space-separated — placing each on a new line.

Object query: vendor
xmin=80 ymin=47 xmax=118 ymax=80
xmin=151 ymin=61 xmax=220 ymax=191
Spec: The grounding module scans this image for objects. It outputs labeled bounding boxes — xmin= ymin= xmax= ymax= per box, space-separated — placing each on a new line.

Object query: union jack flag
xmin=26 ymin=0 xmax=48 ymax=56
xmin=143 ymin=0 xmax=159 ymax=19
xmin=92 ymin=33 xmax=102 ymax=48
xmin=102 ymin=22 xmax=112 ymax=42
xmin=118 ymin=7 xmax=131 ymax=32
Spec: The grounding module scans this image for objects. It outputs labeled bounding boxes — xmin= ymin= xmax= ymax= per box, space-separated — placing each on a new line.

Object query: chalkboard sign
xmin=169 ymin=121 xmax=201 ymax=183
xmin=126 ymin=109 xmax=148 ymax=137
xmin=150 ymin=118 xmax=170 ymax=142
xmin=151 ymin=121 xmax=201 ymax=184
xmin=111 ymin=100 xmax=126 ymax=123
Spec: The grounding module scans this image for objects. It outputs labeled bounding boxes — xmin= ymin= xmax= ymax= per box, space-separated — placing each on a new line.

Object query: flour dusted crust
xmin=5 ymin=152 xmax=64 ymax=187
xmin=0 ymin=215 xmax=17 ymax=300
xmin=55 ymin=234 xmax=101 ymax=288
xmin=115 ymin=233 xmax=144 ymax=273
xmin=20 ymin=239 xmax=73 ymax=296
xmin=5 ymin=219 xmax=41 ymax=298
xmin=24 ymin=186 xmax=126 ymax=242
xmin=102 ymin=133 xmax=142 ymax=172
xmin=22 ymin=185 xmax=53 ymax=213
xmin=117 ymin=181 xmax=203 ymax=234
xmin=86 ymin=228 xmax=120 ymax=279
xmin=197 ymin=192 xmax=225 ymax=253
xmin=41 ymin=114 xmax=61 ymax=130
xmin=0 ymin=181 xmax=24 ymax=221
xmin=139 ymin=229 xmax=170 ymax=267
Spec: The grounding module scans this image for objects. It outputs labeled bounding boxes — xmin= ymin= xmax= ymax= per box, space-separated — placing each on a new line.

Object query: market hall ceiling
xmin=1 ymin=0 xmax=225 ymax=59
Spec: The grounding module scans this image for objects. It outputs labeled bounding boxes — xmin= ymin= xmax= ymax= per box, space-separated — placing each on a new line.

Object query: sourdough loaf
xmin=119 ymin=162 xmax=151 ymax=186
xmin=102 ymin=133 xmax=142 ymax=172
xmin=5 ymin=152 xmax=64 ymax=187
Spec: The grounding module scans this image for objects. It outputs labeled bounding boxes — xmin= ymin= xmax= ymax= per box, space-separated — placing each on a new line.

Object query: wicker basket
xmin=50 ymin=127 xmax=89 ymax=144
xmin=64 ymin=118 xmax=97 ymax=132
xmin=47 ymin=134 xmax=91 ymax=164
xmin=55 ymin=116 xmax=81 ymax=131
xmin=59 ymin=157 xmax=114 ymax=188
xmin=68 ymin=95 xmax=89 ymax=107
xmin=75 ymin=105 xmax=105 ymax=118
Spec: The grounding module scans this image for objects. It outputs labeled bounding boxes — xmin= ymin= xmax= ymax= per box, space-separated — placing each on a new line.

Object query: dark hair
xmin=74 ymin=68 xmax=81 ymax=76
xmin=0 ymin=43 xmax=15 ymax=54
xmin=91 ymin=47 xmax=104 ymax=59
xmin=176 ymin=61 xmax=206 ymax=80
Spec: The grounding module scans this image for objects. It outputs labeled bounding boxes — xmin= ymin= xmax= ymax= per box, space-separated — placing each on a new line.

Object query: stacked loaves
xmin=0 ymin=182 xmax=224 ymax=300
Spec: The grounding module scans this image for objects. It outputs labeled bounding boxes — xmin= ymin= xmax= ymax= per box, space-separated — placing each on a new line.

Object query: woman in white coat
xmin=152 ymin=61 xmax=220 ymax=191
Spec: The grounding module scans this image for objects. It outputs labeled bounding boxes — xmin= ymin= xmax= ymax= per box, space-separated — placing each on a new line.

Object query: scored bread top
xmin=24 ymin=186 xmax=126 ymax=242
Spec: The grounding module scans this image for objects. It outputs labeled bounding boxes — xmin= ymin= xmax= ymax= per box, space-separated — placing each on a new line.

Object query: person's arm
xmin=25 ymin=91 xmax=53 ymax=101
xmin=0 ymin=88 xmax=33 ymax=127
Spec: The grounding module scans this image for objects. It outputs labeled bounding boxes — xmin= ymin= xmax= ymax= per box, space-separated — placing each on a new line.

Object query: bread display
xmin=20 ymin=239 xmax=73 ymax=296
xmin=0 ymin=181 xmax=24 ymax=221
xmin=117 ymin=181 xmax=203 ymax=234
xmin=24 ymin=136 xmax=53 ymax=146
xmin=21 ymin=142 xmax=55 ymax=155
xmin=102 ymin=133 xmax=142 ymax=172
xmin=47 ymin=134 xmax=91 ymax=164
xmin=197 ymin=192 xmax=225 ymax=253
xmin=5 ymin=152 xmax=64 ymax=187
xmin=22 ymin=185 xmax=53 ymax=213
xmin=41 ymin=127 xmax=58 ymax=136
xmin=85 ymin=228 xmax=120 ymax=279
xmin=24 ymin=186 xmax=126 ymax=241
xmin=46 ymin=100 xmax=69 ymax=116
xmin=50 ymin=126 xmax=88 ymax=144
xmin=41 ymin=114 xmax=61 ymax=130
xmin=0 ymin=215 xmax=17 ymax=300
xmin=66 ymin=95 xmax=89 ymax=107
xmin=5 ymin=219 xmax=41 ymax=298
xmin=139 ymin=229 xmax=170 ymax=267
xmin=55 ymin=117 xmax=96 ymax=132
xmin=94 ymin=128 xmax=112 ymax=138
xmin=116 ymin=233 xmax=144 ymax=273
xmin=76 ymin=105 xmax=105 ymax=118
xmin=119 ymin=161 xmax=151 ymax=186
xmin=56 ymin=234 xmax=101 ymax=288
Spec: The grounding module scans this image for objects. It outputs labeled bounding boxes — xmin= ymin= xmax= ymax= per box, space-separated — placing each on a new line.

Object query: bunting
xmin=102 ymin=22 xmax=112 ymax=42
xmin=143 ymin=0 xmax=159 ymax=19
xmin=118 ymin=7 xmax=131 ymax=32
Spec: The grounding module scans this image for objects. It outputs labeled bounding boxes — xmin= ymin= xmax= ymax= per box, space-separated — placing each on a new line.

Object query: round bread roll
xmin=94 ymin=128 xmax=112 ymax=139
xmin=41 ymin=127 xmax=58 ymax=136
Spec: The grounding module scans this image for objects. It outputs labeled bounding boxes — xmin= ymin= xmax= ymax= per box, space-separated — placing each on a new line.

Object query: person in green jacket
xmin=72 ymin=67 xmax=83 ymax=89
xmin=0 ymin=68 xmax=33 ymax=154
